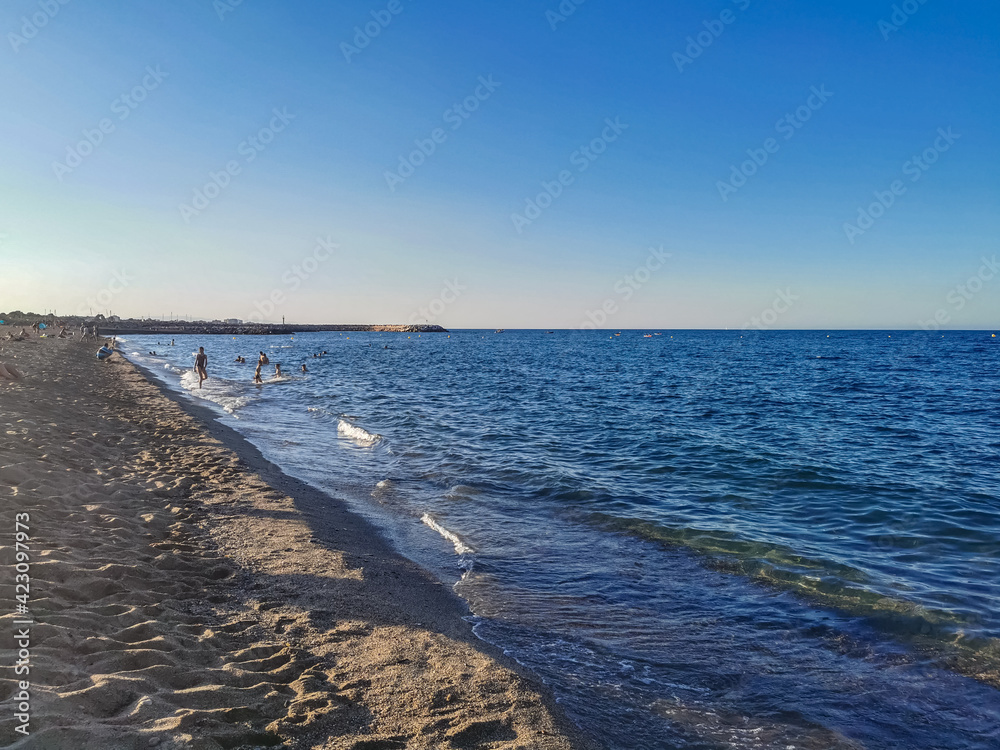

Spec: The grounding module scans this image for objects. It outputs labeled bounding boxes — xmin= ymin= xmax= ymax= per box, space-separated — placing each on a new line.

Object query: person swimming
xmin=301 ymin=363 xmax=307 ymax=373
xmin=258 ymin=351 xmax=269 ymax=366
xmin=274 ymin=363 xmax=283 ymax=378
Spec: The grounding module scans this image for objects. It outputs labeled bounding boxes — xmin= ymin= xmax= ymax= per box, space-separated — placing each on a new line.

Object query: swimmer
xmin=301 ymin=363 xmax=307 ymax=373
xmin=258 ymin=351 xmax=269 ymax=366
xmin=274 ymin=363 xmax=283 ymax=378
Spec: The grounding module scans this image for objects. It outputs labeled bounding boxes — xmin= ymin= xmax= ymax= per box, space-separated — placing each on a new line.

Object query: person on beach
xmin=0 ymin=362 xmax=23 ymax=381
xmin=195 ymin=347 xmax=208 ymax=389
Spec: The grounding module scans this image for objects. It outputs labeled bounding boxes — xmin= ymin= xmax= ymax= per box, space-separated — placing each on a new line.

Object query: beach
xmin=0 ymin=336 xmax=593 ymax=750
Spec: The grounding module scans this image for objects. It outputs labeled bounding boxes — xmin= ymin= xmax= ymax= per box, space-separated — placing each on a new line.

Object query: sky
xmin=1 ymin=0 xmax=998 ymax=329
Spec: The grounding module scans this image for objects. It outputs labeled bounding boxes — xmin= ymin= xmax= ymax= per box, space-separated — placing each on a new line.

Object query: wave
xmin=421 ymin=514 xmax=474 ymax=555
xmin=306 ymin=409 xmax=382 ymax=446
xmin=337 ymin=419 xmax=382 ymax=446
xmin=177 ymin=370 xmax=251 ymax=414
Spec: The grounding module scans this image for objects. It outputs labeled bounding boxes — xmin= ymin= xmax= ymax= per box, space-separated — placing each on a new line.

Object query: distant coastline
xmin=0 ymin=311 xmax=447 ymax=336
xmin=98 ymin=322 xmax=449 ymax=336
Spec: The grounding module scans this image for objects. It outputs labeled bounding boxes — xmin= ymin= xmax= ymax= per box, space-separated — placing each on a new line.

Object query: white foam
xmin=421 ymin=514 xmax=474 ymax=555
xmin=178 ymin=370 xmax=251 ymax=414
xmin=337 ymin=419 xmax=382 ymax=446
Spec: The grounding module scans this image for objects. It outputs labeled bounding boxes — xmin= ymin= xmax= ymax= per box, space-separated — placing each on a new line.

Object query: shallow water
xmin=126 ymin=330 xmax=1000 ymax=749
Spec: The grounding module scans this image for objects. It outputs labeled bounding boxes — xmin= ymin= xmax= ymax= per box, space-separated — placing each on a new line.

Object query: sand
xmin=0 ymin=336 xmax=597 ymax=750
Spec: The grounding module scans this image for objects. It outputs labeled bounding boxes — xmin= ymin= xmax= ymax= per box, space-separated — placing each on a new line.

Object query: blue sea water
xmin=125 ymin=329 xmax=1000 ymax=750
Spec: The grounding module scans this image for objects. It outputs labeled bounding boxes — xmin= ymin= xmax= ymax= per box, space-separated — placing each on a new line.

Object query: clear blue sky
xmin=1 ymin=0 xmax=998 ymax=328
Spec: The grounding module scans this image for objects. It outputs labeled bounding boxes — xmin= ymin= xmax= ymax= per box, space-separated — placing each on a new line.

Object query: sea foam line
xmin=421 ymin=514 xmax=474 ymax=555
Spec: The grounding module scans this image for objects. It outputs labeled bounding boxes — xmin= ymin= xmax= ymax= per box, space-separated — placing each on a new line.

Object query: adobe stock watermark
xmin=178 ymin=107 xmax=295 ymax=222
xmin=742 ymin=289 xmax=799 ymax=330
xmin=246 ymin=236 xmax=337 ymax=323
xmin=76 ymin=270 xmax=135 ymax=317
xmin=879 ymin=0 xmax=931 ymax=40
xmin=918 ymin=255 xmax=998 ymax=330
xmin=843 ymin=127 xmax=959 ymax=244
xmin=8 ymin=0 xmax=72 ymax=53
xmin=341 ymin=0 xmax=411 ymax=63
xmin=579 ymin=246 xmax=670 ymax=329
xmin=52 ymin=66 xmax=168 ymax=182
xmin=385 ymin=75 xmax=500 ymax=192
xmin=214 ymin=0 xmax=246 ymax=21
xmin=546 ymin=0 xmax=587 ymax=31
xmin=717 ymin=85 xmax=833 ymax=202
xmin=407 ymin=279 xmax=465 ymax=325
xmin=511 ymin=117 xmax=628 ymax=234
xmin=673 ymin=0 xmax=751 ymax=73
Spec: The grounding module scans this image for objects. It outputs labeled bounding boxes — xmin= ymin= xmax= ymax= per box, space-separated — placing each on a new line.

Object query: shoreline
xmin=124 ymin=350 xmax=583 ymax=705
xmin=0 ymin=337 xmax=595 ymax=749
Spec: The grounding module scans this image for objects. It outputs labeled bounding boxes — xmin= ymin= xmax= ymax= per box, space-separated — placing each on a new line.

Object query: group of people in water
xmin=193 ymin=348 xmax=323 ymax=387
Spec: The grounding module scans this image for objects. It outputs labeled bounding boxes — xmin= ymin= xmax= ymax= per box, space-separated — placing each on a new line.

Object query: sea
xmin=123 ymin=329 xmax=1000 ymax=750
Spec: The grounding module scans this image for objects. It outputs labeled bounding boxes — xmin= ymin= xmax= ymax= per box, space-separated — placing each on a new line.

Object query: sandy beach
xmin=0 ymin=336 xmax=595 ymax=750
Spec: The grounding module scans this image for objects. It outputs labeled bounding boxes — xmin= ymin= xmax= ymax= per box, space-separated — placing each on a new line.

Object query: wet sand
xmin=0 ymin=336 xmax=597 ymax=749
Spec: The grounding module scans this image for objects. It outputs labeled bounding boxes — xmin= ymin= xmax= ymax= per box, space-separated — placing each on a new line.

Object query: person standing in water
xmin=274 ymin=363 xmax=283 ymax=378
xmin=195 ymin=347 xmax=208 ymax=389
